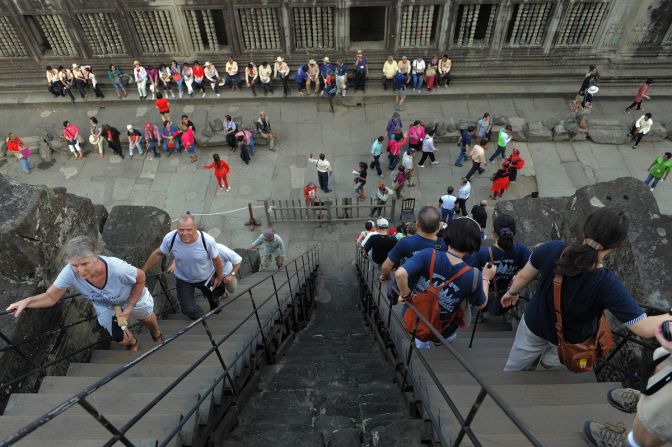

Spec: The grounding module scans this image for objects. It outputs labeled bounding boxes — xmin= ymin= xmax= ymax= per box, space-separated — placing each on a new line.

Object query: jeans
xmin=279 ymin=74 xmax=290 ymax=95
xmin=318 ymin=171 xmax=329 ymax=192
xmin=465 ymin=162 xmax=484 ymax=180
xmin=412 ymin=73 xmax=423 ymax=90
xmin=489 ymin=145 xmax=506 ymax=161
xmin=175 ymin=277 xmax=227 ymax=320
xmin=354 ymin=181 xmax=365 ymax=195
xmin=147 ymin=140 xmax=159 ymax=157
xmin=367 ymin=156 xmax=381 ymax=176
xmin=644 ymin=174 xmax=662 ymax=189
xmin=454 ymin=149 xmax=467 ymax=166
xmin=19 ymin=157 xmax=31 ymax=173
xmin=48 ymin=81 xmax=62 ymax=97
xmin=225 ymin=74 xmax=241 ymax=87
xmin=388 ymin=154 xmax=399 ymax=171
xmin=261 ymin=81 xmax=273 ymax=95
xmin=632 ymin=131 xmax=645 ymax=146
xmin=418 ymin=152 xmax=435 ymax=165
xmin=382 ymin=77 xmax=394 ymax=90
xmin=441 ymin=207 xmax=454 ymax=223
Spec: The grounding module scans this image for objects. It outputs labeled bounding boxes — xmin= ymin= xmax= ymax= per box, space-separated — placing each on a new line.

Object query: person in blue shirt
xmin=455 ymin=126 xmax=473 ymax=167
xmin=319 ymin=57 xmax=334 ymax=95
xmin=353 ymin=50 xmax=368 ymax=91
xmin=394 ymin=72 xmax=409 ymax=111
xmin=396 ymin=217 xmax=495 ymax=347
xmin=295 ymin=64 xmax=308 ymax=96
xmin=501 ymin=208 xmax=672 ymax=371
xmin=471 ymin=215 xmax=530 ymax=317
xmin=370 ymin=136 xmax=384 ymax=176
xmin=380 ymin=206 xmax=447 ymax=305
xmin=335 ymin=59 xmax=348 ymax=97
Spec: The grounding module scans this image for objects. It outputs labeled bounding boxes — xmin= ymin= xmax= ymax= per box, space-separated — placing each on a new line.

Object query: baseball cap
xmin=126 ymin=124 xmax=133 ymax=130
xmin=378 ymin=182 xmax=385 ymax=188
xmin=376 ymin=218 xmax=389 ymax=228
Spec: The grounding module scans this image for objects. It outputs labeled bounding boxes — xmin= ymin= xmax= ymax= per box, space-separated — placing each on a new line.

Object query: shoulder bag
xmin=554 ymin=274 xmax=613 ymax=373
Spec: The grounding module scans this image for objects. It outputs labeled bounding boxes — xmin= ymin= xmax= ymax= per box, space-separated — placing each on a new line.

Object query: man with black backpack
xmin=142 ymin=213 xmax=226 ymax=320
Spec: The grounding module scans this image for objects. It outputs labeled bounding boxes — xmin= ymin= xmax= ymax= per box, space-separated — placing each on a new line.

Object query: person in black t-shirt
xmin=363 ymin=218 xmax=397 ymax=267
xmin=470 ymin=200 xmax=488 ymax=239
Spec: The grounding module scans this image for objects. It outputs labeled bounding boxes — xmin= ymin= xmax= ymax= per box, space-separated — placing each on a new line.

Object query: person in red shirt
xmin=303 ymin=182 xmax=317 ymax=218
xmin=201 ymin=153 xmax=231 ymax=191
xmin=387 ymin=132 xmax=408 ymax=171
xmin=154 ymin=92 xmax=170 ymax=122
xmin=624 ymin=78 xmax=653 ymax=113
xmin=490 ymin=162 xmax=511 ymax=200
xmin=5 ymin=132 xmax=31 ymax=173
xmin=62 ymin=120 xmax=84 ymax=160
xmin=191 ymin=61 xmax=206 ymax=97
xmin=504 ymin=148 xmax=525 ymax=183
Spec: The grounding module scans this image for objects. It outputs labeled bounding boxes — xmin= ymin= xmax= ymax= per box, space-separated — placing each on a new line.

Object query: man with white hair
xmin=127 ymin=124 xmax=144 ymax=159
xmin=248 ymin=229 xmax=286 ymax=269
xmin=143 ymin=214 xmax=225 ymax=319
xmin=7 ymin=236 xmax=164 ymax=351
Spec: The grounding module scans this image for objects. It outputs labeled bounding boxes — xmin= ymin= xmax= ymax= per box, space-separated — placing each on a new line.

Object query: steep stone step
xmin=433 ymin=370 xmax=597 ymax=386
xmin=39 ymin=376 xmax=214 ymax=395
xmin=87 ymin=348 xmax=250 ymax=367
xmin=67 ymin=362 xmax=224 ymax=379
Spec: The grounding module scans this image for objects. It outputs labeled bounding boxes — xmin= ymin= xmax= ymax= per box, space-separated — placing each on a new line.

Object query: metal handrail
xmin=356 ymin=250 xmax=543 ymax=447
xmin=0 ymin=245 xmax=319 ymax=447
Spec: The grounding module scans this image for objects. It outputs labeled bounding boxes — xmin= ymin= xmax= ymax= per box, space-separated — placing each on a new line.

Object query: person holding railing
xmin=6 ymin=236 xmax=164 ymax=352
xmin=248 ymin=229 xmax=286 ymax=269
xmin=395 ymin=217 xmax=495 ymax=348
xmin=142 ymin=214 xmax=226 ymax=320
xmin=501 ymin=208 xmax=672 ymax=372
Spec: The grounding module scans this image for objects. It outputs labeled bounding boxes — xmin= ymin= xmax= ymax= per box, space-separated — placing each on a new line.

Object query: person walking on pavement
xmin=455 ymin=126 xmax=474 ymax=167
xmin=417 ymin=129 xmax=439 ymax=167
xmin=456 ymin=177 xmax=471 ymax=216
xmin=249 ymin=229 xmax=286 ymax=269
xmin=201 ymin=153 xmax=231 ymax=192
xmin=386 ymin=112 xmax=403 ymax=141
xmin=439 ymin=187 xmax=457 ymax=223
xmin=471 ymin=200 xmax=488 ymax=239
xmin=624 ymin=78 xmax=654 ymax=113
xmin=490 ymin=164 xmax=511 ymax=200
xmin=504 ymin=148 xmax=525 ymax=183
xmin=387 ymin=132 xmax=407 ymax=172
xmin=476 ymin=113 xmax=492 ymax=141
xmin=644 ymin=152 xmax=672 ymax=191
xmin=370 ymin=136 xmax=384 ymax=177
xmin=371 ymin=182 xmax=394 ymax=218
xmin=490 ymin=125 xmax=512 ymax=162
xmin=392 ymin=165 xmax=407 ymax=199
xmin=144 ymin=121 xmax=162 ymax=160
xmin=393 ymin=71 xmax=409 ymax=111
xmin=103 ymin=124 xmax=123 ymax=159
xmin=154 ymin=92 xmax=170 ymax=122
xmin=309 ymin=153 xmax=333 ymax=193
xmin=62 ymin=121 xmax=84 ymax=160
xmin=402 ymin=148 xmax=415 ymax=187
xmin=353 ymin=161 xmax=368 ymax=201
xmin=629 ymin=113 xmax=653 ymax=150
xmin=465 ymin=138 xmax=488 ymax=180
xmin=408 ymin=120 xmax=425 ymax=152
xmin=143 ymin=214 xmax=226 ymax=319
xmin=89 ymin=117 xmax=105 ymax=159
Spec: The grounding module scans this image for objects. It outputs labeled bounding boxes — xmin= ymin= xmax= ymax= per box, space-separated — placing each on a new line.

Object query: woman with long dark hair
xmin=501 ymin=208 xmax=670 ymax=371
xmin=201 ymin=153 xmax=231 ymax=192
xmin=471 ymin=215 xmax=530 ymax=316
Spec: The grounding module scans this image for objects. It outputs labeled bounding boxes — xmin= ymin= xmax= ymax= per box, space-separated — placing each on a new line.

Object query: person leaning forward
xmin=142 ymin=213 xmax=226 ymax=319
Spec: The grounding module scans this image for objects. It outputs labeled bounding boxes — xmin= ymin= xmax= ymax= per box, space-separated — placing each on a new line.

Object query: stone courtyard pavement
xmin=1 ymin=92 xmax=671 ymax=257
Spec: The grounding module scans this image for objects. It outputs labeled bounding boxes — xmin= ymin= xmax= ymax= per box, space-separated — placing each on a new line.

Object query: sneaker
xmin=608 ymin=388 xmax=640 ymax=414
xmin=219 ymin=186 xmax=224 ymax=191
xmin=431 ymin=161 xmax=439 ymax=165
xmin=632 ymin=145 xmax=638 ymax=149
xmin=202 ymin=92 xmax=207 ymax=98
xmin=582 ymin=421 xmax=627 ymax=447
xmin=130 ymin=154 xmax=134 ymax=160
xmin=417 ymin=164 xmax=425 ymax=168
xmin=216 ymin=93 xmax=221 ymax=97
xmin=651 ymin=187 xmax=655 ymax=191
xmin=226 ymin=187 xmax=231 ymax=192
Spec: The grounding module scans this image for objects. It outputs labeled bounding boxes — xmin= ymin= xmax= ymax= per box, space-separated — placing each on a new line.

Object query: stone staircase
xmin=0 ymin=255 xmax=317 ymax=447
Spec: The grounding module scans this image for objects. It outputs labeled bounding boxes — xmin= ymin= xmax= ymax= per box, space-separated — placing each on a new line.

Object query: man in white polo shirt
xmin=168 ymin=242 xmax=242 ymax=298
xmin=439 ymin=186 xmax=457 ymax=223
xmin=143 ymin=214 xmax=225 ymax=319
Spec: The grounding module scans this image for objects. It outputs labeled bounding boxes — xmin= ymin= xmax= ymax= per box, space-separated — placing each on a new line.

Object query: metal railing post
xmin=247 ymin=290 xmax=272 ymax=363
xmin=401 ymin=316 xmax=420 ymax=391
xmin=77 ymin=397 xmax=135 ymax=447
xmin=453 ymin=388 xmax=488 ymax=447
xmin=199 ymin=320 xmax=239 ymax=397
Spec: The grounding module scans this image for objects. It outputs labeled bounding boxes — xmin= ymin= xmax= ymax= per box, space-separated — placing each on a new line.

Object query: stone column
xmin=542 ymin=0 xmax=568 ymax=54
xmin=489 ymin=0 xmax=513 ymax=55
xmin=436 ymin=0 xmax=453 ymax=51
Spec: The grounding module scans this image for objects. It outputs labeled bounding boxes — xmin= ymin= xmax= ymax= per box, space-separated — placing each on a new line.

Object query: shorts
xmin=397 ymin=89 xmax=407 ymax=98
xmin=93 ymin=291 xmax=154 ymax=335
xmin=67 ymin=141 xmax=81 ymax=152
xmin=637 ymin=348 xmax=672 ymax=442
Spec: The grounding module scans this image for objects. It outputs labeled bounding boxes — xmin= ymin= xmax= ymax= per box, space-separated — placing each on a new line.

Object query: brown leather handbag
xmin=553 ymin=274 xmax=613 ymax=373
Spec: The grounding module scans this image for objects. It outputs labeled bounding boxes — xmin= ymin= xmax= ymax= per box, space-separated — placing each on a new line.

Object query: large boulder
xmin=643 ymin=122 xmax=667 ymax=142
xmin=552 ymin=121 xmax=570 ymax=142
xmin=493 ymin=196 xmax=569 ymax=249
xmin=507 ymin=117 xmax=528 ymax=142
xmin=588 ymin=119 xmax=629 ymax=144
xmin=526 ymin=121 xmax=553 ymax=142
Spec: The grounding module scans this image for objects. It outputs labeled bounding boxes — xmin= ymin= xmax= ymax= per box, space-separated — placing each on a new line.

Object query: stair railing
xmin=0 ymin=245 xmax=320 ymax=447
xmin=355 ymin=249 xmax=543 ymax=447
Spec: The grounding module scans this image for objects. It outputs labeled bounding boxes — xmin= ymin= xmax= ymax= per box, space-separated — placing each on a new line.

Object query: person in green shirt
xmin=644 ymin=152 xmax=672 ymax=190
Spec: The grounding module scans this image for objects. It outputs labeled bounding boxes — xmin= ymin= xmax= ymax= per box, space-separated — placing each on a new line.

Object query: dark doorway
xmin=24 ymin=15 xmax=52 ymax=55
xmin=350 ymin=6 xmax=385 ymax=42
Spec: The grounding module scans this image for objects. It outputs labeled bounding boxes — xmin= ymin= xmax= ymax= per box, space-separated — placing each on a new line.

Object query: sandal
xmin=126 ymin=336 xmax=139 ymax=352
xmin=151 ymin=332 xmax=165 ymax=343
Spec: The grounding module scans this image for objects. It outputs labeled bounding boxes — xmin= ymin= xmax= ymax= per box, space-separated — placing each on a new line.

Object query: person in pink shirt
xmin=62 ymin=120 xmax=84 ymax=160
xmin=408 ymin=120 xmax=426 ymax=152
xmin=624 ymin=78 xmax=654 ymax=113
xmin=235 ymin=129 xmax=253 ymax=164
xmin=181 ymin=126 xmax=197 ymax=163
xmin=387 ymin=132 xmax=408 ymax=171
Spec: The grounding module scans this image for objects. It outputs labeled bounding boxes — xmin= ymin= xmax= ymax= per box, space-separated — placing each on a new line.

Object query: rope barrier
xmin=170 ymin=205 xmax=267 ymax=222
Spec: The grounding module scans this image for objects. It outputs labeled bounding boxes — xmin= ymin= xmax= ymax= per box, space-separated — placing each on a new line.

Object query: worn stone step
xmin=0 ymin=439 xmax=160 ymax=447
xmin=0 ymin=414 xmax=184 ymax=446
xmin=39 ymin=376 xmax=214 ymax=395
xmin=467 ymin=432 xmax=602 ymax=447
xmin=88 ymin=348 xmax=251 ymax=366
xmin=135 ymin=331 xmax=263 ymax=344
xmin=432 ymin=370 xmax=597 ymax=386
xmin=453 ymin=337 xmax=517 ymax=349
xmin=419 ymin=357 xmax=509 ymax=374
xmin=419 ymin=346 xmax=512 ymax=360
xmin=67 ymin=362 xmax=224 ymax=379
xmin=454 ymin=330 xmax=514 ymax=340
xmin=106 ymin=340 xmax=262 ymax=353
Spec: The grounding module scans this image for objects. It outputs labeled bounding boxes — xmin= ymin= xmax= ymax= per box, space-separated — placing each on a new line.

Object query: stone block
xmin=63 ymin=193 xmax=100 ymax=244
xmin=234 ymin=248 xmax=261 ymax=279
xmin=552 ymin=121 xmax=570 ymax=142
xmin=209 ymin=118 xmax=223 ymax=132
xmin=195 ymin=132 xmax=228 ymax=148
xmin=526 ymin=121 xmax=553 ymax=142
xmin=458 ymin=119 xmax=476 ymax=131
xmin=444 ymin=118 xmax=458 ymax=132
xmin=507 ymin=117 xmax=528 ymax=141
xmin=643 ymin=122 xmax=668 ymax=142
xmin=588 ymin=120 xmax=629 ymax=144
xmin=93 ymin=204 xmax=109 ymax=235
xmin=434 ymin=121 xmax=448 ymax=137
xmin=494 ymin=196 xmax=569 ymax=249
xmin=434 ymin=130 xmax=460 ymax=143
xmin=491 ymin=114 xmax=507 ymax=126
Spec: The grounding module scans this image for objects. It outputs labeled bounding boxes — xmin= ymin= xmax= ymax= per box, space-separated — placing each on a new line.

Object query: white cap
xmin=127 ymin=124 xmax=133 ymax=130
xmin=204 ymin=61 xmax=212 ymax=66
xmin=376 ymin=218 xmax=389 ymax=228
xmin=309 ymin=59 xmax=316 ymax=65
xmin=323 ymin=57 xmax=330 ymax=63
xmin=276 ymin=56 xmax=284 ymax=62
xmin=588 ymin=86 xmax=599 ymax=94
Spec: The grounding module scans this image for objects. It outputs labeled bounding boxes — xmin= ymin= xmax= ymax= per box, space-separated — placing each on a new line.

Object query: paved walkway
xmin=1 ymin=91 xmax=671 ymax=255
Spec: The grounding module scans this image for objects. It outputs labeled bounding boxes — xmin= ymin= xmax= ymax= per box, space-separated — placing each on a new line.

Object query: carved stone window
xmin=556 ymin=1 xmax=609 ymax=46
xmin=183 ymin=9 xmax=229 ymax=52
xmin=76 ymin=13 xmax=126 ymax=56
xmin=453 ymin=3 xmax=498 ymax=48
xmin=0 ymin=16 xmax=27 ymax=57
xmin=400 ymin=4 xmax=441 ymax=47
xmin=24 ymin=14 xmax=76 ymax=56
xmin=129 ymin=10 xmax=180 ymax=54
xmin=292 ymin=7 xmax=334 ymax=50
xmin=237 ymin=8 xmax=281 ymax=50
xmin=505 ymin=3 xmax=553 ymax=47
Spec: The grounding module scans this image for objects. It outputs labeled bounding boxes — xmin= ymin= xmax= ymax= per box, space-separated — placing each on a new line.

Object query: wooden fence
xmin=263 ymin=197 xmax=398 ymax=223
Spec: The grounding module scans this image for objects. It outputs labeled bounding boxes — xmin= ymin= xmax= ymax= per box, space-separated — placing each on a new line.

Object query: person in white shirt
xmin=411 ymin=56 xmax=426 ymax=93
xmin=143 ymin=214 xmax=226 ymax=319
xmin=133 ymin=60 xmax=148 ymax=99
xmin=204 ymin=61 xmax=221 ymax=97
xmin=401 ymin=149 xmax=416 ymax=186
xmin=7 ymin=236 xmax=163 ymax=352
xmin=630 ymin=112 xmax=653 ymax=150
xmin=248 ymin=229 xmax=286 ymax=268
xmin=308 ymin=153 xmax=333 ymax=193
xmin=168 ymin=242 xmax=241 ymax=297
xmin=439 ymin=186 xmax=457 ymax=223
xmin=258 ymin=61 xmax=273 ymax=96
xmin=273 ymin=56 xmax=290 ymax=97
xmin=181 ymin=63 xmax=194 ymax=97
xmin=418 ymin=130 xmax=439 ymax=167
xmin=456 ymin=177 xmax=471 ymax=217
xmin=225 ymin=57 xmax=241 ymax=90
xmin=46 ymin=66 xmax=61 ymax=97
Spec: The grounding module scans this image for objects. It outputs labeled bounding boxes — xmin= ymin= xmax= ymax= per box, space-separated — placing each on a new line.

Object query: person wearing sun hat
xmin=306 ymin=59 xmax=320 ymax=95
xmin=274 ymin=56 xmax=290 ymax=96
xmin=225 ymin=56 xmax=241 ymax=90
xmin=133 ymin=60 xmax=148 ymax=99
xmin=203 ymin=61 xmax=221 ymax=97
xmin=371 ymin=182 xmax=394 ymax=218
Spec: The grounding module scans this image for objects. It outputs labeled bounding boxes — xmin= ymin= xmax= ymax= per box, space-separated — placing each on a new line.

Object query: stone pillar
xmin=489 ymin=0 xmax=513 ymax=55
xmin=541 ymin=1 xmax=568 ymax=54
xmin=436 ymin=0 xmax=453 ymax=51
